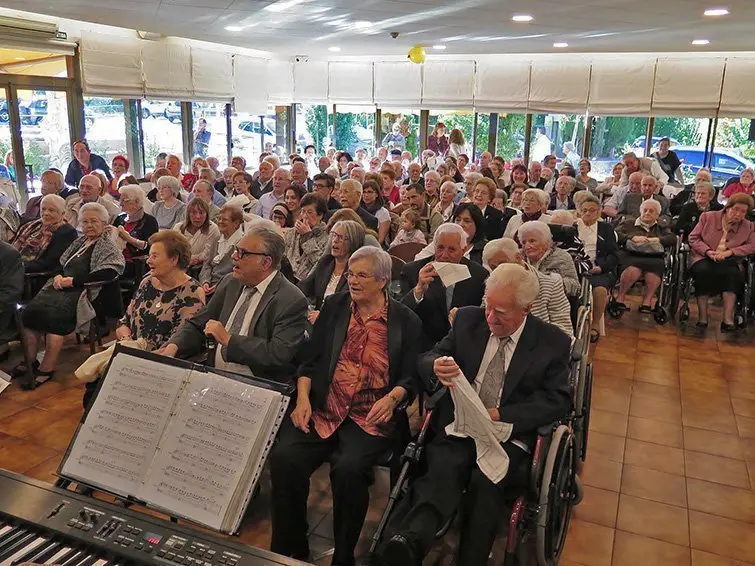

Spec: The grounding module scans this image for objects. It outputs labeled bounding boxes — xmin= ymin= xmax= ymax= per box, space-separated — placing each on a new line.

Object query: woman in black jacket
xmin=674 ymin=180 xmax=723 ymax=240
xmin=112 ymin=185 xmax=159 ymax=281
xmin=452 ymin=203 xmax=487 ymax=265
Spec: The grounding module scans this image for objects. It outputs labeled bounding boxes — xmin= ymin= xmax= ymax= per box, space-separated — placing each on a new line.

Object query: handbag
xmin=625 ymin=239 xmax=664 ymax=256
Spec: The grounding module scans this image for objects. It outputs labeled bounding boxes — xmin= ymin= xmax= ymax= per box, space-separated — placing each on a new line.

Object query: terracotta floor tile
xmin=686 ymin=426 xmax=744 ymax=460
xmin=634 ymin=366 xmax=680 ymax=387
xmin=724 ymin=365 xmax=755 ymax=383
xmin=23 ymin=454 xmax=64 ymax=484
xmin=629 ymin=394 xmax=682 ymax=424
xmin=679 ymin=346 xmax=722 ymax=363
xmin=591 ymin=360 xmax=635 ymax=383
xmin=747 ymin=461 xmax=755 ymax=490
xmin=0 ymin=407 xmax=59 ymax=438
xmin=34 ymin=386 xmax=86 ymax=412
xmin=735 ymin=415 xmax=755 ymax=439
xmin=743 ymin=439 xmax=755 ymax=462
xmin=27 ymin=410 xmax=83 ymax=451
xmin=560 ymin=519 xmax=614 ymax=566
xmin=686 ymin=478 xmax=755 ymax=524
xmin=0 ymin=434 xmax=59 ymax=473
xmin=641 ymin=354 xmax=680 ymax=373
xmin=624 ymin=438 xmax=685 ymax=476
xmin=627 ymin=417 xmax=683 ymax=448
xmin=637 ymin=339 xmax=678 ymax=357
xmin=682 ymin=406 xmax=739 ymax=435
xmin=592 ymin=387 xmax=631 ymax=415
xmin=638 ymin=329 xmax=679 ymax=344
xmin=680 ymin=359 xmax=724 ymax=380
xmin=586 ymin=431 xmax=625 ymax=463
xmin=594 ymin=347 xmax=637 ymax=365
xmin=685 ymin=451 xmax=751 ymax=490
xmin=731 ymin=397 xmax=755 ymax=419
xmin=612 ymin=530 xmax=690 ymax=566
xmin=0 ymin=398 xmax=29 ymax=419
xmin=580 ymin=456 xmax=622 ymax=492
xmin=573 ymin=485 xmax=619 ymax=528
xmin=616 ymin=493 xmax=690 ymax=546
xmin=621 ymin=464 xmax=687 ymax=507
xmin=689 ymin=510 xmax=755 ymax=563
xmin=727 ymin=381 xmax=755 ymax=402
xmin=681 ymin=389 xmax=734 ymax=412
xmin=691 ymin=549 xmax=753 ymax=566
xmin=632 ymin=381 xmax=681 ymax=401
xmin=588 ymin=409 xmax=628 ymax=437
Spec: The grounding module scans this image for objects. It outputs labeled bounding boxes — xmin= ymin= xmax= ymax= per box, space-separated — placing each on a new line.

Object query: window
xmin=474 ymin=113 xmax=490 ymax=160
xmin=295 ymin=104 xmax=333 ymax=156
xmin=652 ymin=117 xmax=709 ymax=183
xmin=379 ymin=110 xmax=420 ymax=157
xmin=495 ymin=113 xmax=527 ymax=160
xmin=192 ymin=102 xmax=228 ymax=167
xmin=0 ymin=48 xmax=68 ymax=78
xmin=588 ymin=116 xmax=649 ymax=179
xmin=711 ymin=118 xmax=755 ymax=185
xmin=429 ymin=110 xmax=474 ymax=157
xmin=0 ymin=94 xmax=14 ymax=185
xmin=231 ymin=111 xmax=276 ymax=170
xmin=334 ymin=105 xmax=375 ymax=157
xmin=529 ymin=113 xmax=586 ymax=167
xmin=141 ymin=99 xmax=183 ymax=171
xmin=83 ymin=96 xmax=137 ymax=175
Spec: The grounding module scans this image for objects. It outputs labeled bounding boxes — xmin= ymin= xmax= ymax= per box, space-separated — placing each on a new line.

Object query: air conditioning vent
xmin=0 ymin=15 xmax=63 ymax=40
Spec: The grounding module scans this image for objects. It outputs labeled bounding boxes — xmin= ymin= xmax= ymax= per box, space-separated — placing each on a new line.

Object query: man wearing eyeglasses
xmin=158 ymin=220 xmax=308 ymax=381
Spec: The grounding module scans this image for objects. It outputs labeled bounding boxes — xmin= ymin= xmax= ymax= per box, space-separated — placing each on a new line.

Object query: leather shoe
xmin=378 ymin=533 xmax=422 ymax=566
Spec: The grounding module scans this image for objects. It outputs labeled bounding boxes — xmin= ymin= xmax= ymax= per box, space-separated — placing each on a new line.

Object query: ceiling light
xmin=553 ymin=42 xmax=569 ymax=48
xmin=704 ymin=8 xmax=729 ymax=16
xmin=512 ymin=14 xmax=534 ymax=22
xmin=354 ymin=20 xmax=372 ymax=29
xmin=432 ymin=44 xmax=446 ymax=50
xmin=14 ymin=57 xmax=25 ymax=60
xmin=264 ymin=0 xmax=306 ymax=13
xmin=225 ymin=25 xmax=243 ymax=32
xmin=692 ymin=39 xmax=710 ymax=45
xmin=328 ymin=46 xmax=341 ymax=52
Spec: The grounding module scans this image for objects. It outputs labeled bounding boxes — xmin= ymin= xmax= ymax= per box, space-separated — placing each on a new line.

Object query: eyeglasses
xmin=347 ymin=271 xmax=374 ymax=281
xmin=330 ymin=232 xmax=349 ymax=243
xmin=232 ymin=245 xmax=269 ymax=260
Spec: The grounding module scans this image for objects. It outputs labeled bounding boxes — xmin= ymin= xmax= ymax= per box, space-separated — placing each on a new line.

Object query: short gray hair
xmin=425 ymin=170 xmax=441 ymax=182
xmin=340 ymin=178 xmax=363 ymax=197
xmin=192 ymin=179 xmax=214 ymax=194
xmin=517 ymin=220 xmax=553 ymax=245
xmin=332 ymin=220 xmax=365 ymax=254
xmin=245 ymin=219 xmax=285 ymax=269
xmin=695 ymin=181 xmax=715 ymax=199
xmin=118 ymin=184 xmax=144 ymax=204
xmin=40 ymin=193 xmax=66 ymax=214
xmin=349 ymin=246 xmax=392 ymax=286
xmin=578 ymin=192 xmax=601 ymax=210
xmin=557 ymin=176 xmax=577 ymax=191
xmin=157 ymin=175 xmax=182 ymax=196
xmin=741 ymin=167 xmax=755 ymax=178
xmin=440 ymin=180 xmax=458 ymax=195
xmin=79 ymin=202 xmax=110 ymax=223
xmin=433 ymin=222 xmax=468 ymax=247
xmin=522 ymin=188 xmax=549 ymax=206
xmin=622 ymin=151 xmax=638 ymax=161
xmin=482 ymin=238 xmax=520 ymax=268
xmin=486 ymin=263 xmax=540 ymax=310
xmin=41 ymin=169 xmax=64 ymax=190
xmin=639 ymin=198 xmax=662 ymax=215
xmin=198 ymin=167 xmax=215 ymax=179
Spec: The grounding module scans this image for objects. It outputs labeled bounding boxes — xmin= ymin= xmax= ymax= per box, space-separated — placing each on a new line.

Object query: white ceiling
xmin=0 ymin=0 xmax=753 ymax=56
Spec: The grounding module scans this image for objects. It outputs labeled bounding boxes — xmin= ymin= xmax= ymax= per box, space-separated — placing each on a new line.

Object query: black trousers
xmin=383 ymin=434 xmax=529 ymax=566
xmin=691 ymin=257 xmax=744 ymax=296
xmin=269 ymin=417 xmax=393 ymax=566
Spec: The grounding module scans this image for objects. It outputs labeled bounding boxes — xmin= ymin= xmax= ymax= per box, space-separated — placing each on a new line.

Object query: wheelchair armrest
xmin=25 ymin=269 xmax=59 ymax=279
xmin=424 ymin=387 xmax=448 ymax=412
xmin=570 ymin=341 xmax=583 ymax=362
xmin=81 ymin=274 xmax=120 ymax=289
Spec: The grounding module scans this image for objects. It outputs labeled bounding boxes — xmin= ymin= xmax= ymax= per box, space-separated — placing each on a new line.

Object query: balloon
xmin=408 ymin=45 xmax=426 ymax=64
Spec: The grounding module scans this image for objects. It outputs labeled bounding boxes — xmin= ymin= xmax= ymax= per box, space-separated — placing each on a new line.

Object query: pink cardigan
xmin=688 ymin=209 xmax=755 ymax=266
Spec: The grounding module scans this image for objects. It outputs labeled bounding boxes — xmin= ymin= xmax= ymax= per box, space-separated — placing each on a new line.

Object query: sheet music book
xmin=59 ymin=347 xmax=290 ymax=534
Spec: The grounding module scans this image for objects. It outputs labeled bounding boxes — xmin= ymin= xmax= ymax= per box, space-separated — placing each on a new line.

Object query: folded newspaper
xmin=444 ymin=365 xmax=513 ymax=484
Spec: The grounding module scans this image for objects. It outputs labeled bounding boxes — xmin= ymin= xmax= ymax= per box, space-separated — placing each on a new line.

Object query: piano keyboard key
xmin=10 ymin=538 xmax=54 ymax=565
xmin=44 ymin=546 xmax=73 ymax=565
xmin=22 ymin=540 xmax=63 ymax=565
xmin=58 ymin=549 xmax=85 ymax=566
xmin=0 ymin=535 xmax=47 ymax=566
xmin=0 ymin=533 xmax=38 ymax=561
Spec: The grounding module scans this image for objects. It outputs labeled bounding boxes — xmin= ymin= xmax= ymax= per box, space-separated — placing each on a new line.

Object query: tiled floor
xmin=1 ymin=301 xmax=755 ymax=565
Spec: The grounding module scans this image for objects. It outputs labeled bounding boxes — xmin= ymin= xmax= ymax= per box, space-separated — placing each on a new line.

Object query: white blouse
xmin=577 ymin=219 xmax=598 ymax=262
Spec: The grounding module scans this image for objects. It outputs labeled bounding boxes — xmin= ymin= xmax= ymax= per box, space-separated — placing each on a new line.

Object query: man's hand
xmin=202 ymin=282 xmax=216 ymax=295
xmin=433 ymin=356 xmax=461 ymax=387
xmin=307 ymin=310 xmax=320 ymax=324
xmin=414 ymin=262 xmax=438 ymax=300
xmin=487 ymin=408 xmax=500 ymax=421
xmin=365 ymin=395 xmax=397 ymax=426
xmin=291 ymin=395 xmax=312 ymax=433
xmin=590 ymin=266 xmax=602 ymax=275
xmin=631 ymin=235 xmax=648 ymax=243
xmin=115 ymin=325 xmax=133 ymax=341
xmin=204 ymin=319 xmax=230 ymax=346
xmin=156 ymin=343 xmax=178 ymax=357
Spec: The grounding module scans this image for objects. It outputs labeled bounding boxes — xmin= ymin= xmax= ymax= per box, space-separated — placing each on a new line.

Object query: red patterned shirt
xmin=312 ymin=303 xmax=392 ymax=439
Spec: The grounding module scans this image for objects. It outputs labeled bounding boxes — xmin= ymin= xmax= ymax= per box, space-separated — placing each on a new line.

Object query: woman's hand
xmin=53 ymin=276 xmax=74 ymax=290
xmin=590 ymin=266 xmax=602 ymax=275
xmin=115 ymin=326 xmax=133 ymax=341
xmin=291 ymin=395 xmax=312 ymax=433
xmin=117 ymin=226 xmax=130 ymax=240
xmin=365 ymin=395 xmax=397 ymax=427
xmin=631 ymin=235 xmax=648 ymax=243
xmin=294 ymin=219 xmax=311 ymax=235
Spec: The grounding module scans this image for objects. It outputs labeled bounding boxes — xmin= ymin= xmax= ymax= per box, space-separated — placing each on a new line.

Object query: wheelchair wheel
xmin=654 ymin=307 xmax=668 ymax=325
xmin=679 ymin=303 xmax=690 ymax=323
xmin=535 ymin=425 xmax=577 ymax=566
xmin=577 ymin=364 xmax=592 ymax=464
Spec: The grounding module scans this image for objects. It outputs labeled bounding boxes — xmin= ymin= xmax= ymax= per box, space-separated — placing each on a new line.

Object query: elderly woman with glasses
xmin=15 ymin=203 xmax=125 ymax=387
xmin=271 ymin=247 xmax=421 ymax=566
xmin=518 ymin=220 xmax=580 ymax=297
xmin=688 ymin=193 xmax=755 ymax=331
xmin=284 ymin=193 xmax=330 ymax=282
xmin=112 ymin=185 xmax=159 ymax=277
xmin=298 ymin=220 xmax=365 ymax=324
xmin=675 ymin=180 xmax=723 ymax=239
xmin=152 ymin=175 xmax=187 ymax=230
xmin=722 ymin=167 xmax=755 ymax=199
xmin=614 ymin=199 xmax=676 ymax=313
xmin=504 ymin=188 xmax=551 ymax=239
xmin=199 ymin=204 xmax=244 ymax=295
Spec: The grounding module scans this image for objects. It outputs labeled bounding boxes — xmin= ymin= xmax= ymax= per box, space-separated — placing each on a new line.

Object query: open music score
xmin=59 ymin=348 xmax=289 ymax=534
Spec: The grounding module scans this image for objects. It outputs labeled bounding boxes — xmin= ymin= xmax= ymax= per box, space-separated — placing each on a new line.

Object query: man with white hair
xmin=259 ymin=168 xmax=291 ymax=219
xmin=216 ymin=167 xmax=238 ymax=196
xmin=65 ymin=173 xmax=120 ymax=226
xmin=251 ymin=161 xmax=275 ymax=197
xmin=528 ymin=161 xmax=548 ymax=190
xmin=400 ymin=223 xmax=489 ymax=350
xmin=479 ymin=151 xmax=492 ymax=171
xmin=617 ymin=175 xmax=670 ymax=223
xmin=379 ymin=262 xmax=572 ymax=566
xmin=290 ymin=159 xmax=313 ymax=192
xmin=403 ymin=162 xmax=424 ymax=187
xmin=349 ymin=166 xmax=366 ymax=185
xmin=483 ymin=238 xmax=573 ymax=337
xmin=603 ymin=170 xmax=644 ymax=218
xmin=191 ymin=180 xmax=221 ymax=221
xmin=338 ymin=179 xmax=379 ymax=231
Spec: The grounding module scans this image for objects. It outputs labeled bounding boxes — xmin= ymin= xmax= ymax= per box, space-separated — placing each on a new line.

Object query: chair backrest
xmin=390 ymin=255 xmax=406 ymax=281
xmin=390 ymin=241 xmax=426 ymax=262
xmin=548 ymin=223 xmax=577 ymax=245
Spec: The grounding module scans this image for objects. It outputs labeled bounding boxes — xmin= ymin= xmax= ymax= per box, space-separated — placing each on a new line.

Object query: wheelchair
xmin=606 ymin=238 xmax=680 ymax=325
xmin=572 ymin=299 xmax=593 ymax=468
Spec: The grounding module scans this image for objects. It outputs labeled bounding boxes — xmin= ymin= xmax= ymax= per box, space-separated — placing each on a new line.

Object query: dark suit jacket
xmin=482 ymin=205 xmax=504 ymax=240
xmin=355 ymin=206 xmax=379 ymax=231
xmin=0 ymin=241 xmax=23 ymax=342
xmin=23 ymin=223 xmax=78 ymax=274
xmin=298 ymin=292 xmax=422 ymax=410
xmin=169 ymin=271 xmax=308 ymax=382
xmin=674 ymin=201 xmax=724 ymax=238
xmin=251 ymin=177 xmax=273 ymax=199
xmin=619 ymin=193 xmax=670 ymax=220
xmin=594 ymin=220 xmax=619 ymax=275
xmin=418 ymin=308 xmax=572 ymax=449
xmin=297 ymin=254 xmax=348 ymax=309
xmin=548 ymin=194 xmax=575 ymax=211
xmin=400 ymin=256 xmax=489 ymax=350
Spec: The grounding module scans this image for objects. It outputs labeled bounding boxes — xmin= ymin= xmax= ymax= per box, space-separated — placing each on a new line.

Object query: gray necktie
xmin=478 ymin=337 xmax=510 ymax=409
xmin=445 ymin=284 xmax=455 ymax=313
xmin=221 ymin=286 xmax=257 ymax=359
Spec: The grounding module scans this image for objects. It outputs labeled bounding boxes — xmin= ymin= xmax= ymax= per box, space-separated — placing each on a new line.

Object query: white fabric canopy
xmin=719 ymin=57 xmax=755 ymax=117
xmin=328 ymin=61 xmax=373 ymax=104
xmin=651 ymin=58 xmax=726 ymax=117
xmin=141 ymin=42 xmax=193 ymax=99
xmin=587 ymin=58 xmax=655 ymax=116
xmin=80 ymin=33 xmax=143 ymax=97
xmin=192 ymin=48 xmax=233 ymax=101
xmin=234 ymin=56 xmax=269 ymax=115
xmin=374 ymin=61 xmax=422 ymax=107
xmin=293 ymin=60 xmax=328 ymax=104
xmin=528 ymin=60 xmax=591 ymax=113
xmin=267 ymin=59 xmax=294 ymax=104
xmin=474 ymin=59 xmax=530 ymax=112
xmin=422 ymin=60 xmax=475 ymax=108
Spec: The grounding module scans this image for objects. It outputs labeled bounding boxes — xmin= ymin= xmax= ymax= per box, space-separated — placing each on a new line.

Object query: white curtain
xmin=587 ymin=58 xmax=655 ymax=116
xmin=267 ymin=59 xmax=294 ymax=104
xmin=293 ymin=60 xmax=328 ymax=104
xmin=80 ymin=33 xmax=143 ymax=97
xmin=141 ymin=42 xmax=193 ymax=99
xmin=328 ymin=61 xmax=373 ymax=104
xmin=719 ymin=57 xmax=755 ymax=118
xmin=651 ymin=58 xmax=726 ymax=117
xmin=192 ymin=48 xmax=233 ymax=101
xmin=528 ymin=60 xmax=591 ymax=113
xmin=474 ymin=58 xmax=530 ymax=112
xmin=374 ymin=61 xmax=422 ymax=107
xmin=421 ymin=60 xmax=475 ymax=109
xmin=234 ymin=56 xmax=269 ymax=115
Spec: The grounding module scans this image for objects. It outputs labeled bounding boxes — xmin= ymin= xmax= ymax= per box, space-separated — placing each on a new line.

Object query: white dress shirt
xmin=577 ymin=219 xmax=598 ymax=262
xmin=215 ymin=270 xmax=278 ymax=375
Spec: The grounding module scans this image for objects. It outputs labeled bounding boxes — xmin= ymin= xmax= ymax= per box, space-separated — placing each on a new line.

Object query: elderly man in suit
xmin=401 ymin=223 xmax=489 ymax=350
xmin=159 ymin=220 xmax=308 ymax=382
xmin=270 ymin=247 xmax=422 ymax=566
xmin=617 ymin=175 xmax=670 ymax=224
xmin=378 ymin=263 xmax=572 ymax=566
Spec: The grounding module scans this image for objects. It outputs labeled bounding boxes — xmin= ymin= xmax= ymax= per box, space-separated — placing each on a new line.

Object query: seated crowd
xmin=0 ymin=132 xmax=754 ymax=566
